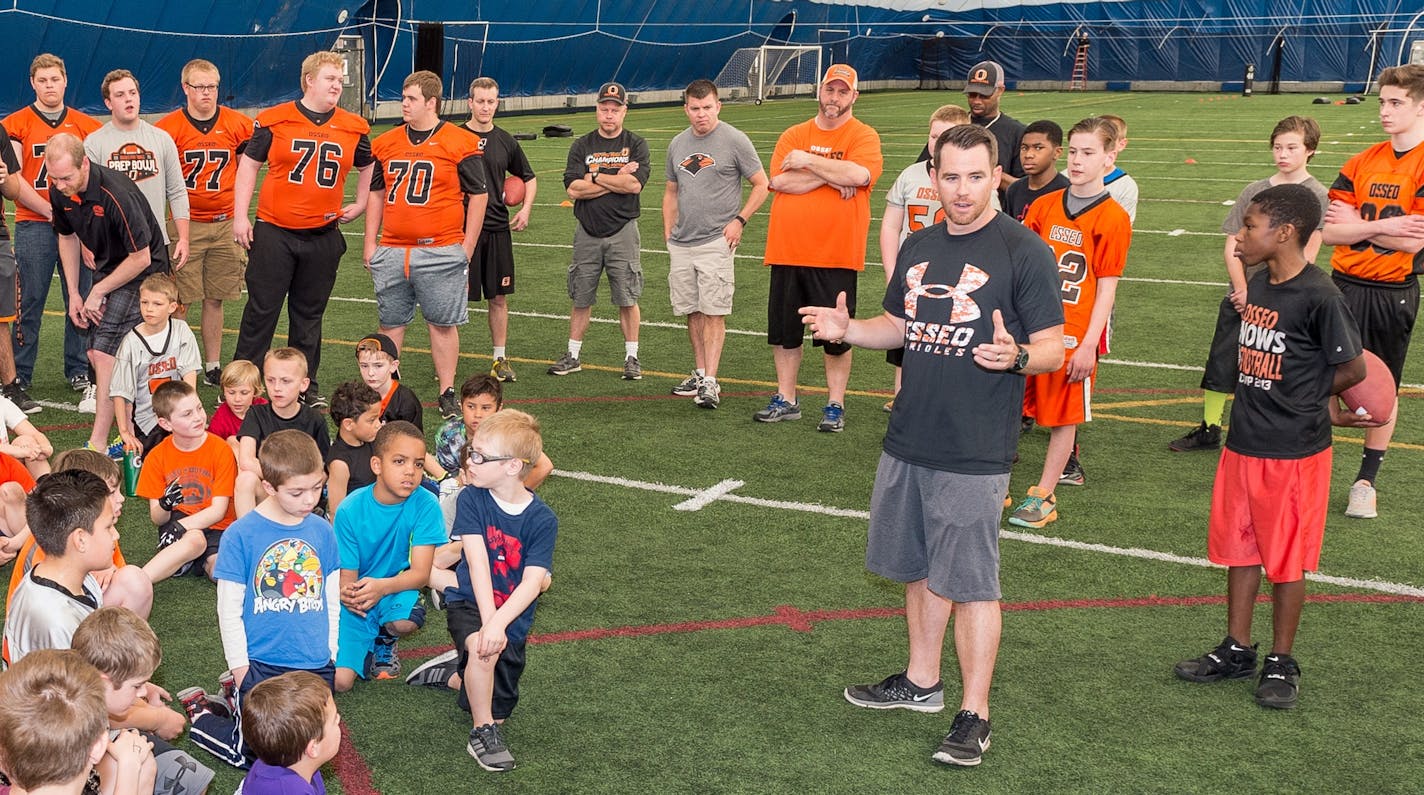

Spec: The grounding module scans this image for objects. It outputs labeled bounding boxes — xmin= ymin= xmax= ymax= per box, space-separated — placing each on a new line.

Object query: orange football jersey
xmin=1328 ymin=140 xmax=1424 ymax=284
xmin=371 ymin=121 xmax=483 ymax=247
xmin=253 ymin=102 xmax=370 ymax=230
xmin=155 ymin=106 xmax=254 ymax=222
xmin=1022 ymin=190 xmax=1132 ymax=351
xmin=1 ymin=105 xmax=102 ymax=222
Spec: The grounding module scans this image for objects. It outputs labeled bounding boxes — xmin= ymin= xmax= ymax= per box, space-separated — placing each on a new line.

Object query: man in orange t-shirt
xmin=155 ymin=58 xmax=254 ymax=386
xmin=1321 ymin=64 xmax=1424 ymax=519
xmin=3 ymin=53 xmax=101 ymax=396
xmin=756 ymin=64 xmax=882 ymax=433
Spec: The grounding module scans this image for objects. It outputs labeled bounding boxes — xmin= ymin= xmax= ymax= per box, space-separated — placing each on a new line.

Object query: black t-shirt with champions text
xmin=237 ymin=403 xmax=331 ymax=459
xmin=563 ymin=128 xmax=650 ymax=238
xmin=883 ymin=212 xmax=1063 ymax=474
xmin=1226 ymin=265 xmax=1361 ymax=459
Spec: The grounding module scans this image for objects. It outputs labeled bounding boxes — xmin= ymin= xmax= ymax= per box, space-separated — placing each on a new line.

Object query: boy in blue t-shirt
xmin=446 ymin=409 xmax=556 ymax=773
xmin=180 ymin=430 xmax=340 ymax=769
xmin=333 ymin=421 xmax=444 ymax=690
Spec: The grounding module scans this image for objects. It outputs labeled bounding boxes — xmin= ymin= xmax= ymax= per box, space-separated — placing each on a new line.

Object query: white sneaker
xmin=77 ymin=383 xmax=97 ymax=414
xmin=1345 ymin=479 xmax=1377 ymax=519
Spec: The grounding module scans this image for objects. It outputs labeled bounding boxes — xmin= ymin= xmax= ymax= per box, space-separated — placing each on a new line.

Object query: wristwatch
xmin=1007 ymin=345 xmax=1029 ymax=374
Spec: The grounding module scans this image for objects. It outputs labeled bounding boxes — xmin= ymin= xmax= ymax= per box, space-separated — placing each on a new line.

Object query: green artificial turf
xmin=3 ymin=90 xmax=1422 ymax=793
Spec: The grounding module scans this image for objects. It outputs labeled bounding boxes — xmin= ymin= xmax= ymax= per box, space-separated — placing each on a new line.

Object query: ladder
xmin=1070 ymin=37 xmax=1090 ymax=90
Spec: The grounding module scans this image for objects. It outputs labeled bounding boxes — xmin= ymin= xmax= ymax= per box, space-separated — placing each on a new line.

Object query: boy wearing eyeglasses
xmin=446 ymin=408 xmax=557 ymax=773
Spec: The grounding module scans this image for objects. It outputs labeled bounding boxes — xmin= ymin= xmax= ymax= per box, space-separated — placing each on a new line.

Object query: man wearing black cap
xmin=551 ymin=81 xmax=650 ymax=380
xmin=918 ymin=61 xmax=1025 ymax=195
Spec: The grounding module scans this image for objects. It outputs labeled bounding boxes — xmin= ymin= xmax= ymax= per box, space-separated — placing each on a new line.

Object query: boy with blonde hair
xmin=0 ymin=649 xmax=149 ymax=795
xmin=113 ymin=274 xmax=201 ymax=458
xmin=184 ymin=430 xmax=339 ymax=769
xmin=72 ymin=607 xmax=215 ymax=794
xmin=235 ymin=349 xmax=329 ymax=516
xmin=238 ymin=671 xmax=342 ymax=795
xmin=137 ymin=381 xmax=237 ymax=583
xmin=208 ymin=360 xmax=266 ymax=458
xmin=447 ymin=409 xmax=557 ymax=772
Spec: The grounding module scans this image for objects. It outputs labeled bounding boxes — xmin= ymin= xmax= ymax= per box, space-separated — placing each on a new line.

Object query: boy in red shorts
xmin=1174 ymin=184 xmax=1368 ymax=709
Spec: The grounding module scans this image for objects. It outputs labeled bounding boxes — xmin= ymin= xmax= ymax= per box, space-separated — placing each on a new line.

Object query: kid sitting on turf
xmin=333 ymin=421 xmax=443 ymax=690
xmin=0 ymin=649 xmax=152 ymax=795
xmin=0 ymin=389 xmax=54 ymax=478
xmin=427 ymin=374 xmax=553 ymax=595
xmin=111 ymin=274 xmax=202 ymax=458
xmin=4 ymin=449 xmax=154 ymax=629
xmin=138 ymin=381 xmax=237 ymax=583
xmin=238 ymin=671 xmax=342 ymax=795
xmin=208 ymin=360 xmax=267 ymax=458
xmin=0 ymin=452 xmax=36 ymax=564
xmin=1005 ymin=119 xmax=1069 ymax=221
xmin=72 ymin=606 xmax=216 ymax=795
xmin=2 ymin=470 xmax=119 ymax=665
xmin=235 ymin=349 xmax=330 ymax=516
xmin=447 ymin=409 xmax=557 ymax=772
xmin=356 ymin=333 xmax=423 ymax=429
xmin=183 ymin=430 xmax=339 ymax=769
xmin=325 ymin=381 xmax=382 ymax=515
xmin=1173 ymin=183 xmax=1368 ymax=710
xmin=1011 ymin=117 xmax=1132 ymax=528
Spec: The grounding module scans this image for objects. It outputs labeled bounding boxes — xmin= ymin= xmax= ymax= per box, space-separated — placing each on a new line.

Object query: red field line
xmin=339 ymin=592 xmax=1417 ymax=794
xmin=401 ymin=592 xmax=1422 ymax=660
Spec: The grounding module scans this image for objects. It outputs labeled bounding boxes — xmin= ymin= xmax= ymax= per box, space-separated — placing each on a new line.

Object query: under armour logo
xmin=904 ymin=262 xmax=988 ymax=322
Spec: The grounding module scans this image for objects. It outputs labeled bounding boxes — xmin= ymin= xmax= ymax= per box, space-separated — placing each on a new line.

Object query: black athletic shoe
xmin=1255 ymin=653 xmax=1300 ymax=709
xmin=1059 ymin=450 xmax=1085 ymax=486
xmin=438 ymin=387 xmax=459 ymax=420
xmin=2 ymin=381 xmax=41 ymax=414
xmin=204 ymin=367 xmax=223 ymax=388
xmin=302 ymin=388 xmax=328 ymax=410
xmin=1168 ymin=422 xmax=1222 ymax=452
xmin=1174 ymin=636 xmax=1257 ymax=682
xmin=843 ymin=671 xmax=944 ymax=713
xmin=932 ymin=710 xmax=992 ymax=766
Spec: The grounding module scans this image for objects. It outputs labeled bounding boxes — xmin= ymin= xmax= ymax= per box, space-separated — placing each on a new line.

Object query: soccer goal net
xmin=713 ymin=45 xmax=823 ymax=103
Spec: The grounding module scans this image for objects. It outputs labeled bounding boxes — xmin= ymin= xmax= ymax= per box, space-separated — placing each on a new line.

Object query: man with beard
xmin=802 ymin=124 xmax=1063 ymax=767
xmin=755 ymin=64 xmax=882 ymax=433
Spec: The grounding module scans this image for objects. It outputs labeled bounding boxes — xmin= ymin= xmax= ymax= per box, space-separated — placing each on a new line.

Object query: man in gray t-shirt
xmin=662 ymin=80 xmax=769 ymax=409
xmin=84 ymin=69 xmax=190 ymax=267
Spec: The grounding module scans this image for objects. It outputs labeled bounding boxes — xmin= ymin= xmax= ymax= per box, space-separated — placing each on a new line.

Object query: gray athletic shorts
xmin=866 ymin=453 xmax=1007 ymax=603
xmin=369 ymin=244 xmax=471 ymax=328
xmin=569 ymin=222 xmax=642 ymax=307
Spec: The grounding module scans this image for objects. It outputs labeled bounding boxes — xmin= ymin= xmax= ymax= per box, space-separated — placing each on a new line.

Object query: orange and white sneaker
xmin=1008 ymin=486 xmax=1058 ymax=528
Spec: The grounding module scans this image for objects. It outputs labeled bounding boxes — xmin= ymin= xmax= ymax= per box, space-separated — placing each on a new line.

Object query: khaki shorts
xmin=668 ymin=237 xmax=734 ymax=317
xmin=170 ymin=218 xmax=246 ymax=303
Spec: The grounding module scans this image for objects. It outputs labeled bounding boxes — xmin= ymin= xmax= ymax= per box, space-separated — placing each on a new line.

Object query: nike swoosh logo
xmin=910 ymin=692 xmax=936 ymax=702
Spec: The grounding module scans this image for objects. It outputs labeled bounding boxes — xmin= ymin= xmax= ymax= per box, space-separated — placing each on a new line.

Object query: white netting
xmin=713 ymin=45 xmax=822 ymax=103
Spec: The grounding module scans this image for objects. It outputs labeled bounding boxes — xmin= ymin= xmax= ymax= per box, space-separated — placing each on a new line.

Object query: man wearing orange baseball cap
xmin=755 ymin=64 xmax=883 ymax=433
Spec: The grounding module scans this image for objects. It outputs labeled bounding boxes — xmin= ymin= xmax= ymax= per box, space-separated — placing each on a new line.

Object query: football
xmin=503 ymin=175 xmax=526 ymax=206
xmin=1338 ymin=349 xmax=1396 ymax=425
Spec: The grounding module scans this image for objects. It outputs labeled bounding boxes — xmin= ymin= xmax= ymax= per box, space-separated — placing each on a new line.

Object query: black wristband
xmin=734 ymin=214 xmax=747 ymax=227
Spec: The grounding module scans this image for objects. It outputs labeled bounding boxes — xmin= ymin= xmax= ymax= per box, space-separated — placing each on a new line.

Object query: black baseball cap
xmin=597 ymin=82 xmax=628 ymax=105
xmin=965 ymin=61 xmax=1006 ymax=94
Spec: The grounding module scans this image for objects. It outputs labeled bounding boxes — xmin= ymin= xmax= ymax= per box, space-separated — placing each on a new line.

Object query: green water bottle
xmin=122 ymin=450 xmax=141 ymax=497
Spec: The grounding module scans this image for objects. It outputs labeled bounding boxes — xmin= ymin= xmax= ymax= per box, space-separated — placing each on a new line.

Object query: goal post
xmin=713 ymin=45 xmax=823 ymax=103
